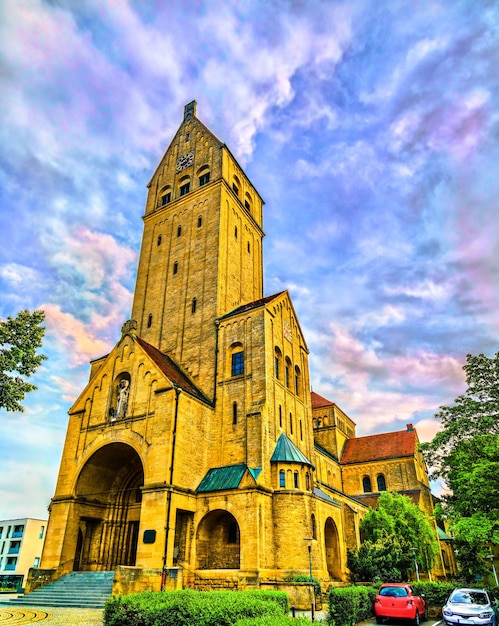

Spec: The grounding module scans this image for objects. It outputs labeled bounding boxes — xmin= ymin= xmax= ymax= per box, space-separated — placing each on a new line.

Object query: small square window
xmin=231 ymin=351 xmax=244 ymax=377
xmin=199 ymin=172 xmax=210 ymax=186
xmin=179 ymin=182 xmax=190 ymax=196
xmin=161 ymin=192 xmax=171 ymax=206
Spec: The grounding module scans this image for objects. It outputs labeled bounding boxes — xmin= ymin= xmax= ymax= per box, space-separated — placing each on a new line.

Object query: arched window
xmin=285 ymin=357 xmax=291 ymax=388
xmin=158 ymin=186 xmax=172 ymax=207
xmin=198 ymin=166 xmax=210 ymax=187
xmin=232 ymin=402 xmax=238 ymax=425
xmin=235 ymin=226 xmax=238 ymax=239
xmin=230 ymin=343 xmax=244 ymax=377
xmin=311 ymin=514 xmax=317 ymax=539
xmin=274 ymin=347 xmax=282 ymax=380
xmin=299 ymin=419 xmax=303 ymax=440
xmin=306 ymin=472 xmax=310 ymax=491
xmin=362 ymin=476 xmax=372 ymax=493
xmin=377 ymin=474 xmax=387 ymax=492
xmin=177 ymin=225 xmax=182 ymax=237
xmin=157 ymin=234 xmax=162 ymax=246
xmin=232 ymin=175 xmax=240 ymax=197
xmin=179 ymin=177 xmax=190 ymax=197
xmin=293 ymin=471 xmax=299 ymax=488
xmin=294 ymin=365 xmax=301 ymax=396
xmin=191 ymin=297 xmax=197 ymax=314
xmin=279 ymin=470 xmax=286 ymax=488
xmin=173 ymin=261 xmax=178 ymax=275
xmin=279 ymin=405 xmax=282 ymax=427
xmin=244 ymin=192 xmax=252 ymax=212
xmin=147 ymin=314 xmax=152 ymax=328
xmin=289 ymin=412 xmax=293 ymax=434
xmin=197 ymin=215 xmax=202 ymax=228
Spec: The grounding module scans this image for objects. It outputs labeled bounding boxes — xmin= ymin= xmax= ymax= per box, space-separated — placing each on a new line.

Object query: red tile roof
xmin=311 ymin=391 xmax=335 ymax=408
xmin=340 ymin=429 xmax=417 ymax=464
xmin=135 ymin=335 xmax=211 ymax=404
xmin=217 ymin=292 xmax=285 ymax=320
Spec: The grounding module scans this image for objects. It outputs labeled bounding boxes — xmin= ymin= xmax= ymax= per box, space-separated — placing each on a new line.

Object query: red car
xmin=374 ymin=583 xmax=427 ymax=625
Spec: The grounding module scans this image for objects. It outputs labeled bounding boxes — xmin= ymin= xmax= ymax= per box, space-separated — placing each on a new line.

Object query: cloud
xmin=43 ymin=304 xmax=111 ymax=367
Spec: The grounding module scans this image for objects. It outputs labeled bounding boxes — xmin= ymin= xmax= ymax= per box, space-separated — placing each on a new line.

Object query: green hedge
xmin=412 ymin=581 xmax=456 ymax=606
xmin=327 ymin=585 xmax=378 ymax=626
xmin=235 ymin=617 xmax=311 ymax=626
xmin=326 ymin=581 xmax=498 ymax=626
xmin=104 ymin=589 xmax=288 ymax=626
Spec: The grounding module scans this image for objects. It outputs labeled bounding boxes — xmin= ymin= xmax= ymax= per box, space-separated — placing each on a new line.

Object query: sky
xmin=1 ymin=0 xmax=499 ymax=520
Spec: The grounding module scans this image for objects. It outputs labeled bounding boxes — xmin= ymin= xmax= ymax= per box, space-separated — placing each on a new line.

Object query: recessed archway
xmin=73 ymin=443 xmax=144 ymax=571
xmin=196 ymin=510 xmax=240 ymax=569
xmin=324 ymin=517 xmax=342 ymax=579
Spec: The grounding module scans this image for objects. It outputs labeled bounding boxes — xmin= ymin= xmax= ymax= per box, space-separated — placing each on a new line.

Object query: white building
xmin=0 ymin=518 xmax=47 ymax=590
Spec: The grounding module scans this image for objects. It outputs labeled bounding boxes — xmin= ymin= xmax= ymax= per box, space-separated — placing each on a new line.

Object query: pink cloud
xmin=42 ymin=303 xmax=110 ymax=367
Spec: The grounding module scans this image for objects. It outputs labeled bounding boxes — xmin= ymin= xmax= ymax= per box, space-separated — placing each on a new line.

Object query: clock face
xmin=176 ymin=151 xmax=194 ymax=172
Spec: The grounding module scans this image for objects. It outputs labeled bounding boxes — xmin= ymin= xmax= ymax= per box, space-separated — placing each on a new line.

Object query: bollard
xmin=291 ymin=605 xmax=296 ymax=618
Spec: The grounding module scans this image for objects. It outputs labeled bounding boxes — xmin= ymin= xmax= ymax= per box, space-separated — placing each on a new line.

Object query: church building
xmin=40 ymin=102 xmax=444 ymax=592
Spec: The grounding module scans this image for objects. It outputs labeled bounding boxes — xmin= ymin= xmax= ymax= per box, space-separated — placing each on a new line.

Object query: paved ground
xmin=0 ymin=606 xmax=104 ymax=625
xmin=0 ymin=605 xmax=327 ymax=624
xmin=0 ymin=604 xmax=329 ymax=625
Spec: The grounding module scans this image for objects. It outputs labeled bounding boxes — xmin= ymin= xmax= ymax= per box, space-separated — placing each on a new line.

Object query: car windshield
xmin=380 ymin=587 xmax=408 ymax=597
xmin=450 ymin=591 xmax=488 ymax=605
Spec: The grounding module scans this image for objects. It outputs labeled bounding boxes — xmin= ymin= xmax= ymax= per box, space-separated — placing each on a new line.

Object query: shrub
xmin=327 ymin=586 xmax=377 ymax=626
xmin=104 ymin=589 xmax=287 ymax=626
xmin=412 ymin=581 xmax=456 ymax=607
xmin=290 ymin=574 xmax=322 ymax=596
xmin=236 ymin=617 xmax=311 ymax=626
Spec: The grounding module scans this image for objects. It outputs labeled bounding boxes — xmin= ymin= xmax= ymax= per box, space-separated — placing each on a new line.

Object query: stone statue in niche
xmin=116 ymin=379 xmax=130 ymax=419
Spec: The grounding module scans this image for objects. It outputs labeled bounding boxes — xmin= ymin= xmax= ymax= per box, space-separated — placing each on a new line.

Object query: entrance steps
xmin=2 ymin=570 xmax=115 ymax=609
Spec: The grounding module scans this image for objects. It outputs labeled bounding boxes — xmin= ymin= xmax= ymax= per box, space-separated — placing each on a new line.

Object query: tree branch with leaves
xmin=421 ymin=352 xmax=499 ymax=581
xmin=0 ymin=309 xmax=47 ymax=412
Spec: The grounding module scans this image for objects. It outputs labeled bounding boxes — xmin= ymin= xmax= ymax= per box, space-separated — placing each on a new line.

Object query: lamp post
xmin=486 ymin=553 xmax=498 ymax=586
xmin=304 ymin=538 xmax=315 ymax=622
xmin=410 ymin=548 xmax=419 ymax=582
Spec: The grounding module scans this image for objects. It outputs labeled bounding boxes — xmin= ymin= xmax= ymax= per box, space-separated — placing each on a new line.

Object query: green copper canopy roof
xmin=438 ymin=526 xmax=452 ymax=541
xmin=270 ymin=433 xmax=314 ymax=468
xmin=197 ymin=464 xmax=248 ymax=493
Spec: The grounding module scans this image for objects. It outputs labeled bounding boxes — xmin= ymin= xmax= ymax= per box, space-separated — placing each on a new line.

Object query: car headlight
xmin=478 ymin=612 xmax=492 ymax=619
xmin=443 ymin=610 xmax=454 ymax=616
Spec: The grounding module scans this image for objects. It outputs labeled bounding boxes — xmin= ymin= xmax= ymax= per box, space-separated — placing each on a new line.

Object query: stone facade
xmin=41 ymin=102 xmax=446 ymax=591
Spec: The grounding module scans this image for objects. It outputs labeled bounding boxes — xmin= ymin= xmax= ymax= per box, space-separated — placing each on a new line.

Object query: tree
xmin=347 ymin=492 xmax=439 ymax=582
xmin=420 ymin=352 xmax=499 ymax=580
xmin=0 ymin=309 xmax=47 ymax=412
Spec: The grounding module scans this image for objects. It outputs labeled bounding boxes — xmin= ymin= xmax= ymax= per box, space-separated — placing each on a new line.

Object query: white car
xmin=442 ymin=588 xmax=497 ymax=626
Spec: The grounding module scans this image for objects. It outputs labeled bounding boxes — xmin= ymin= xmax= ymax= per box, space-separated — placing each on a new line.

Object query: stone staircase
xmin=2 ymin=570 xmax=115 ymax=609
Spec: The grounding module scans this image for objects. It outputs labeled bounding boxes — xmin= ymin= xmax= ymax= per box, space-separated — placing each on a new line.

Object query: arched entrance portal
xmin=324 ymin=517 xmax=342 ymax=579
xmin=196 ymin=510 xmax=240 ymax=569
xmin=73 ymin=443 xmax=143 ymax=571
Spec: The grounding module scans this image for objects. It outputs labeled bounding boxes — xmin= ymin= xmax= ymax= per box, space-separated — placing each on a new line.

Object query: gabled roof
xmin=315 ymin=442 xmax=339 ymax=463
xmin=134 ymin=335 xmax=211 ymax=404
xmin=217 ymin=292 xmax=285 ymax=321
xmin=341 ymin=428 xmax=417 ymax=464
xmin=311 ymin=391 xmax=335 ymax=409
xmin=270 ymin=433 xmax=314 ymax=468
xmin=313 ymin=486 xmax=341 ymax=507
xmin=197 ymin=464 xmax=248 ymax=492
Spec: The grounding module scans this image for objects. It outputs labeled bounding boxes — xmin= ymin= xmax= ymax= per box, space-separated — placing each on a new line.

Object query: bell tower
xmin=131 ymin=101 xmax=265 ymax=399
